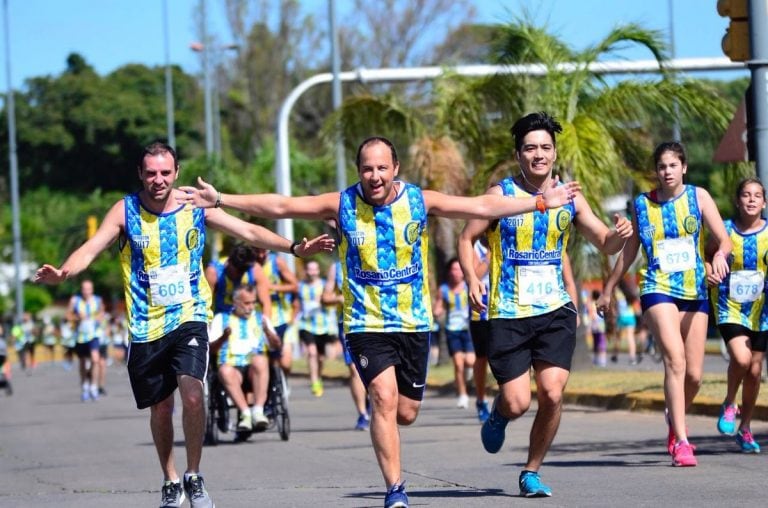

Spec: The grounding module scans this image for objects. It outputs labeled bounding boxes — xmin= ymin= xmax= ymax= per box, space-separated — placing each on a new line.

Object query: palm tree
xmin=328 ymin=19 xmax=736 ymax=338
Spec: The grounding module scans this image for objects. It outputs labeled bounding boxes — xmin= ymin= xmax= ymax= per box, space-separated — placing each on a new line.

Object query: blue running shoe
xmin=717 ymin=402 xmax=739 ymax=435
xmin=384 ymin=482 xmax=408 ymax=508
xmin=481 ymin=397 xmax=508 ymax=453
xmin=355 ymin=413 xmax=370 ymax=431
xmin=736 ymin=428 xmax=761 ymax=453
xmin=476 ymin=400 xmax=490 ymax=423
xmin=519 ymin=470 xmax=552 ymax=498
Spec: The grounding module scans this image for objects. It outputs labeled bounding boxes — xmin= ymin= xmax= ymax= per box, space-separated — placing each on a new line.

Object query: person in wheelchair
xmin=209 ymin=284 xmax=280 ymax=433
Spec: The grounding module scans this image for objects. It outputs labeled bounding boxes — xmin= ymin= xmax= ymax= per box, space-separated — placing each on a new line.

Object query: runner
xmin=432 ymin=257 xmax=473 ymax=409
xmin=34 ymin=141 xmax=333 ymax=508
xmin=295 ymin=259 xmax=337 ymax=397
xmin=179 ymin=134 xmax=579 ymax=507
xmin=598 ymin=141 xmax=731 ymax=467
xmin=67 ymin=280 xmax=104 ymax=402
xmin=458 ymin=111 xmax=633 ymax=497
xmin=709 ymin=177 xmax=767 ymax=453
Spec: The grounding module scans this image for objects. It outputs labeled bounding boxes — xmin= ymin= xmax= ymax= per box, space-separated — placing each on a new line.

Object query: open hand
xmin=33 ymin=264 xmax=68 ymax=285
xmin=294 ymin=234 xmax=335 ymax=256
xmin=177 ymin=177 xmax=219 ymax=208
xmin=542 ymin=177 xmax=581 ymax=209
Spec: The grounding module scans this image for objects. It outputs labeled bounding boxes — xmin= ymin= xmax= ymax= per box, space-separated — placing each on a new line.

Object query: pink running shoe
xmin=672 ymin=441 xmax=697 ymax=467
xmin=665 ymin=408 xmax=695 ymax=455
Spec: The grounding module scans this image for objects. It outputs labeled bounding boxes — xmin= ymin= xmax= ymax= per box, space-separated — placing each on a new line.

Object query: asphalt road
xmin=1 ymin=361 xmax=766 ymax=507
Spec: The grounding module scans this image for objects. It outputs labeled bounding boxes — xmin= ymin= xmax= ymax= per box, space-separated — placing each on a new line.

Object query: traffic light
xmin=717 ymin=0 xmax=750 ymax=62
xmin=87 ymin=215 xmax=98 ymax=239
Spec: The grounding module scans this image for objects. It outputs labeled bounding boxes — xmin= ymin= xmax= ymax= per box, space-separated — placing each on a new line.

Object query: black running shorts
xmin=346 ymin=331 xmax=431 ymax=401
xmin=488 ymin=304 xmax=577 ymax=385
xmin=127 ymin=321 xmax=209 ymax=409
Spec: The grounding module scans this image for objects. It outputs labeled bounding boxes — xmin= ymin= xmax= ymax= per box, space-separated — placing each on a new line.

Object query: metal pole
xmin=329 ymin=0 xmax=346 ymax=190
xmin=3 ymin=0 xmax=23 ymax=324
xmin=668 ymin=0 xmax=681 ymax=141
xmin=749 ymin=0 xmax=768 ymax=189
xmin=163 ymin=0 xmax=175 ymax=148
xmin=201 ymin=0 xmax=213 ymax=162
xmin=274 ymin=57 xmax=746 ymax=243
xmin=200 ymin=0 xmax=217 ymax=261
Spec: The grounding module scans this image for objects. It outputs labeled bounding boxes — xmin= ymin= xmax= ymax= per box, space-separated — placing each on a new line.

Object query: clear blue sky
xmin=0 ymin=0 xmax=748 ymax=90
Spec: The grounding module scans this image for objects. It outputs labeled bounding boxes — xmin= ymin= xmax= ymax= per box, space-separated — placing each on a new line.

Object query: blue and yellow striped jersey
xmin=72 ymin=295 xmax=104 ymax=344
xmin=297 ymin=278 xmax=335 ymax=334
xmin=487 ymin=177 xmax=574 ymax=319
xmin=209 ymin=258 xmax=255 ymax=314
xmin=209 ymin=311 xmax=266 ymax=367
xmin=635 ymin=185 xmax=706 ymax=301
xmin=259 ymin=253 xmax=293 ymax=327
xmin=713 ymin=219 xmax=768 ymax=330
xmin=120 ymin=194 xmax=212 ymax=343
xmin=439 ymin=283 xmax=469 ymax=331
xmin=338 ymin=182 xmax=432 ymax=333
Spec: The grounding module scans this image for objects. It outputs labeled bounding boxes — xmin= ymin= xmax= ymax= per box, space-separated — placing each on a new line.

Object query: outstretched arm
xmin=179 ymin=177 xmax=339 ymax=220
xmin=203 ymin=208 xmax=334 ymax=258
xmin=423 ymin=177 xmax=580 ymax=219
xmin=34 ymin=200 xmax=124 ymax=285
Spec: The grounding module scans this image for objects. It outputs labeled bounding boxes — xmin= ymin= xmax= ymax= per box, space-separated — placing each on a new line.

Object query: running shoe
xmin=519 ymin=470 xmax=552 ymax=497
xmin=81 ymin=389 xmax=90 ymax=402
xmin=672 ymin=441 xmax=697 ymax=467
xmin=717 ymin=402 xmax=739 ymax=435
xmin=476 ymin=400 xmax=490 ymax=423
xmin=384 ymin=481 xmax=408 ymax=508
xmin=183 ymin=473 xmax=215 ymax=508
xmin=237 ymin=411 xmax=253 ymax=431
xmin=456 ymin=394 xmax=469 ymax=409
xmin=252 ymin=410 xmax=269 ymax=431
xmin=90 ymin=385 xmax=99 ymax=401
xmin=736 ymin=428 xmax=761 ymax=454
xmin=481 ymin=397 xmax=509 ymax=453
xmin=355 ymin=413 xmax=370 ymax=431
xmin=159 ymin=480 xmax=185 ymax=508
xmin=664 ymin=408 xmax=694 ymax=455
xmin=311 ymin=380 xmax=324 ymax=397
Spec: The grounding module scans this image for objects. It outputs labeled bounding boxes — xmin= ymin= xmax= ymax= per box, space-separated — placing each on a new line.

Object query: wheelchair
xmin=204 ymin=356 xmax=289 ymax=445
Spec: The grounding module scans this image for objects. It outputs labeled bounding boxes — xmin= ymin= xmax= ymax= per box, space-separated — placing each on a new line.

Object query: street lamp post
xmin=190 ymin=39 xmax=238 ymax=262
xmin=3 ymin=0 xmax=24 ymax=325
xmin=163 ymin=0 xmax=175 ymax=148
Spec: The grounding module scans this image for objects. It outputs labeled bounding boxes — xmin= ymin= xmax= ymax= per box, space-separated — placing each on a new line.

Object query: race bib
xmin=149 ymin=264 xmax=192 ymax=306
xmin=229 ymin=336 xmax=256 ymax=356
xmin=729 ymin=270 xmax=765 ymax=303
xmin=78 ymin=319 xmax=95 ymax=335
xmin=656 ymin=237 xmax=696 ymax=273
xmin=518 ymin=265 xmax=558 ymax=305
xmin=302 ymin=299 xmax=321 ymax=315
xmin=447 ymin=308 xmax=468 ymax=330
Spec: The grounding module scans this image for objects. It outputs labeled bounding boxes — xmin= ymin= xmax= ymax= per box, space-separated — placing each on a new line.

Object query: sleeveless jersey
xmin=338 ymin=181 xmax=431 ymax=333
xmin=488 ymin=177 xmax=575 ymax=319
xmin=259 ymin=253 xmax=293 ymax=327
xmin=439 ymin=282 xmax=470 ymax=331
xmin=209 ymin=257 xmax=255 ymax=314
xmin=470 ymin=240 xmax=490 ymax=322
xmin=210 ymin=311 xmax=266 ymax=367
xmin=713 ymin=219 xmax=768 ymax=330
xmin=119 ymin=193 xmax=212 ymax=343
xmin=635 ymin=185 xmax=706 ymax=300
xmin=72 ymin=295 xmax=104 ymax=344
xmin=297 ymin=278 xmax=334 ymax=335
